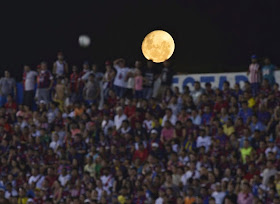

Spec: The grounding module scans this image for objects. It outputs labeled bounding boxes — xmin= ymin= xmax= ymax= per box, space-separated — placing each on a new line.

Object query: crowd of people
xmin=0 ymin=52 xmax=279 ymax=204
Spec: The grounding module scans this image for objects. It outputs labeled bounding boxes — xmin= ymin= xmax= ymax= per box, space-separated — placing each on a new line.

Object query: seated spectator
xmin=161 ymin=108 xmax=177 ymax=127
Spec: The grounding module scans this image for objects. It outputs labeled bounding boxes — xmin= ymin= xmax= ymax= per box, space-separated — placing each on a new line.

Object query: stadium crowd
xmin=0 ymin=53 xmax=280 ymax=204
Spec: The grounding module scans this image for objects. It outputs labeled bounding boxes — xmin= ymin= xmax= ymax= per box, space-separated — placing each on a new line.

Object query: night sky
xmin=1 ymin=1 xmax=280 ymax=80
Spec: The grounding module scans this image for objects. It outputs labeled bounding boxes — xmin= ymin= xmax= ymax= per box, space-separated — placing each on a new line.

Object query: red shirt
xmin=70 ymin=72 xmax=79 ymax=92
xmin=124 ymin=105 xmax=136 ymax=118
xmin=133 ymin=148 xmax=149 ymax=163
xmin=4 ymin=102 xmax=17 ymax=113
xmin=213 ymin=100 xmax=228 ymax=113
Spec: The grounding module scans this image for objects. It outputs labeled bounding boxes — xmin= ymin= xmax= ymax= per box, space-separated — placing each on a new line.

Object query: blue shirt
xmin=250 ymin=121 xmax=265 ymax=132
xmin=262 ymin=64 xmax=275 ymax=85
xmin=238 ymin=108 xmax=253 ymax=123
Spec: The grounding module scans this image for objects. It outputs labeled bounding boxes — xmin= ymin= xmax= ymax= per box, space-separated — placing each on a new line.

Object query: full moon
xmin=141 ymin=30 xmax=175 ymax=63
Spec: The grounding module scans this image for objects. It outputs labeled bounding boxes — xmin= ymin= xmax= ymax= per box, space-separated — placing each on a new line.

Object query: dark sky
xmin=0 ymin=0 xmax=280 ymax=80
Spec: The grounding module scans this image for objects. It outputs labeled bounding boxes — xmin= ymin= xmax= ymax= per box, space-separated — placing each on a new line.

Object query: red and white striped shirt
xmin=249 ymin=63 xmax=260 ymax=83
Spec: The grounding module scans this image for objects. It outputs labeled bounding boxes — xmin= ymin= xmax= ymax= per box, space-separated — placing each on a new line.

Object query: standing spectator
xmin=35 ymin=62 xmax=54 ymax=103
xmin=83 ymin=74 xmax=100 ymax=105
xmin=103 ymin=61 xmax=115 ymax=99
xmin=0 ymin=70 xmax=16 ymax=106
xmin=113 ymin=58 xmax=130 ymax=98
xmin=52 ymin=52 xmax=68 ymax=77
xmin=126 ymin=60 xmax=142 ymax=99
xmin=69 ymin=65 xmax=80 ymax=103
xmin=53 ymin=76 xmax=67 ymax=110
xmin=143 ymin=60 xmax=157 ymax=99
xmin=158 ymin=60 xmax=175 ymax=99
xmin=22 ymin=65 xmax=37 ymax=109
xmin=247 ymin=55 xmax=261 ymax=96
xmin=134 ymin=68 xmax=143 ymax=99
xmin=262 ymin=57 xmax=276 ymax=86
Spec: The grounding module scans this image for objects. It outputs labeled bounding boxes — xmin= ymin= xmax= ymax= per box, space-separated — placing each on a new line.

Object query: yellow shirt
xmin=248 ymin=97 xmax=256 ymax=108
xmin=18 ymin=197 xmax=28 ymax=204
xmin=84 ymin=163 xmax=96 ymax=177
xmin=118 ymin=195 xmax=126 ymax=204
xmin=276 ymin=181 xmax=280 ymax=196
xmin=240 ymin=147 xmax=252 ymax=163
xmin=223 ymin=124 xmax=235 ymax=136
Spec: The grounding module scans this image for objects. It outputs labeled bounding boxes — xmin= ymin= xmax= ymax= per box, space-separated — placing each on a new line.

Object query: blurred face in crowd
xmin=57 ymin=53 xmax=64 ymax=61
xmin=135 ymin=60 xmax=142 ymax=69
xmin=41 ymin=62 xmax=47 ymax=70
xmin=4 ymin=70 xmax=10 ymax=78
xmin=194 ymin=82 xmax=200 ymax=90
xmin=264 ymin=58 xmax=271 ymax=65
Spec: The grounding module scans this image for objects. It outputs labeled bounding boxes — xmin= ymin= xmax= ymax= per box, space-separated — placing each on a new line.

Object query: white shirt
xmin=28 ymin=175 xmax=44 ymax=189
xmin=114 ymin=114 xmax=127 ymax=130
xmin=143 ymin=119 xmax=153 ymax=132
xmin=55 ymin=61 xmax=66 ymax=76
xmin=162 ymin=114 xmax=177 ymax=127
xmin=212 ymin=191 xmax=226 ymax=204
xmin=101 ymin=119 xmax=114 ymax=136
xmin=113 ymin=65 xmax=130 ymax=88
xmin=58 ymin=174 xmax=71 ymax=187
xmin=265 ymin=146 xmax=278 ymax=156
xmin=155 ymin=197 xmax=164 ymax=204
xmin=180 ymin=170 xmax=200 ymax=186
xmin=49 ymin=140 xmax=61 ymax=151
xmin=5 ymin=189 xmax=18 ymax=199
xmin=127 ymin=68 xmax=136 ymax=89
xmin=24 ymin=71 xmax=37 ymax=91
xmin=100 ymin=174 xmax=114 ymax=193
xmin=190 ymin=115 xmax=202 ymax=126
xmin=196 ymin=135 xmax=211 ymax=152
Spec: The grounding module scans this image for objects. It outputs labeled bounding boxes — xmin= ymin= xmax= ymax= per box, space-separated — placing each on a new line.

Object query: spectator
xmin=158 ymin=60 xmax=175 ymax=98
xmin=113 ymin=58 xmax=130 ymax=98
xmin=262 ymin=57 xmax=276 ymax=86
xmin=237 ymin=182 xmax=254 ymax=204
xmin=69 ymin=65 xmax=80 ymax=103
xmin=143 ymin=60 xmax=157 ymax=99
xmin=83 ymin=74 xmax=100 ymax=105
xmin=247 ymin=55 xmax=261 ymax=96
xmin=134 ymin=68 xmax=143 ymax=99
xmin=191 ymin=81 xmax=204 ymax=105
xmin=114 ymin=106 xmax=127 ymax=130
xmin=22 ymin=65 xmax=37 ymax=109
xmin=35 ymin=61 xmax=54 ymax=103
xmin=0 ymin=70 xmax=16 ymax=106
xmin=211 ymin=182 xmax=226 ymax=204
xmin=52 ymin=51 xmax=68 ymax=77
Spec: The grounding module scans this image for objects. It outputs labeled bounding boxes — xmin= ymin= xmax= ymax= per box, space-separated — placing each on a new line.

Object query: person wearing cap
xmin=52 ymin=51 xmax=69 ymax=78
xmin=247 ymin=55 xmax=261 ymax=96
xmin=35 ymin=61 xmax=54 ymax=103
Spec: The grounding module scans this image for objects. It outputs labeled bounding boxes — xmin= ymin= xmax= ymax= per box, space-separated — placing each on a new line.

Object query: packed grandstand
xmin=0 ymin=53 xmax=279 ymax=204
